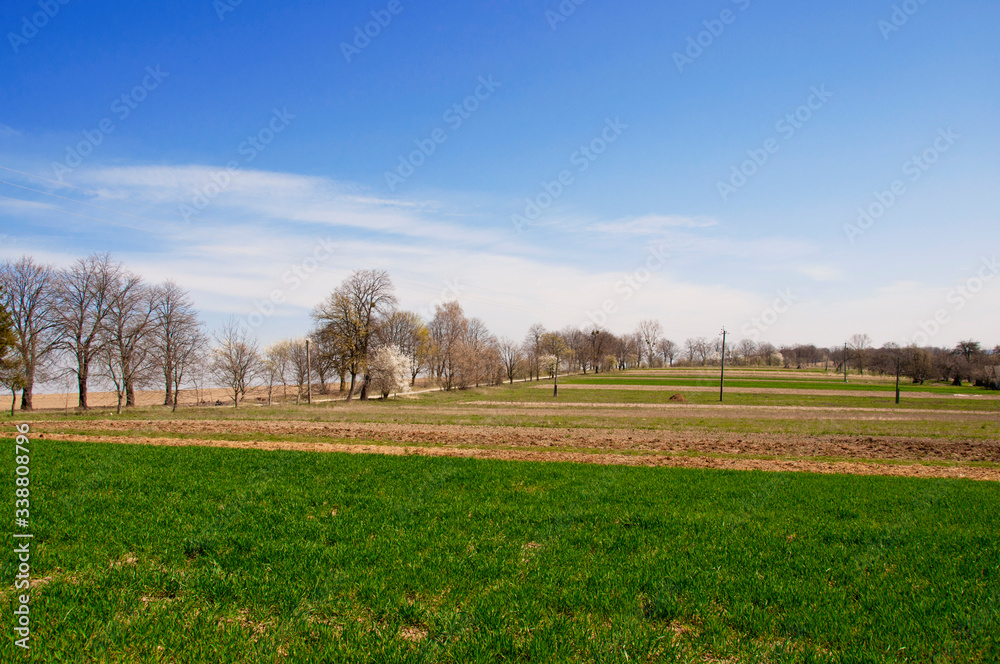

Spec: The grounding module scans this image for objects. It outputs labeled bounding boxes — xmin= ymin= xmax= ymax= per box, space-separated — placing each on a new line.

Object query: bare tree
xmin=0 ymin=287 xmax=23 ymax=415
xmin=795 ymin=344 xmax=821 ymax=367
xmin=311 ymin=327 xmax=347 ymax=393
xmin=55 ymin=253 xmax=123 ymax=409
xmin=693 ymin=336 xmax=710 ymax=365
xmin=656 ymin=338 xmax=677 ymax=367
xmin=954 ymin=340 xmax=982 ymax=362
xmin=454 ymin=317 xmax=498 ymax=388
xmin=554 ymin=327 xmax=583 ymax=373
xmin=0 ymin=257 xmax=61 ymax=411
xmin=636 ymin=320 xmax=663 ymax=367
xmin=263 ymin=340 xmax=292 ymax=405
xmin=778 ymin=345 xmax=796 ymax=369
xmin=210 ymin=319 xmax=262 ymax=409
xmin=288 ymin=339 xmax=310 ymax=404
xmin=849 ymin=333 xmax=872 ymax=376
xmin=613 ymin=333 xmax=636 ymax=370
xmin=151 ymin=281 xmax=202 ymax=407
xmin=497 ymin=336 xmax=524 ymax=384
xmin=757 ymin=342 xmax=777 ymax=366
xmin=626 ymin=331 xmax=643 ymax=368
xmin=683 ymin=338 xmax=698 ymax=365
xmin=523 ymin=323 xmax=545 ymax=380
xmin=313 ymin=269 xmax=397 ymax=401
xmin=167 ymin=321 xmax=206 ymax=412
xmin=588 ymin=329 xmax=613 ymax=373
xmin=101 ymin=271 xmax=156 ymax=414
xmin=736 ymin=339 xmax=757 ymax=366
xmin=428 ymin=301 xmax=468 ymax=390
xmin=948 ymin=340 xmax=986 ymax=386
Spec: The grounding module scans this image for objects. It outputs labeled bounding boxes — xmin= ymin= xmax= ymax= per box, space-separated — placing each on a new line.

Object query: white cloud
xmin=3 ymin=162 xmax=996 ymax=347
xmin=588 ymin=214 xmax=718 ymax=235
xmin=794 ymin=264 xmax=843 ymax=282
xmin=71 ymin=165 xmax=501 ymax=246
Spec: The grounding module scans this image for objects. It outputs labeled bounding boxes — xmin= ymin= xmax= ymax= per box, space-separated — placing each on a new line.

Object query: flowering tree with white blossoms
xmin=367 ymin=344 xmax=411 ymax=398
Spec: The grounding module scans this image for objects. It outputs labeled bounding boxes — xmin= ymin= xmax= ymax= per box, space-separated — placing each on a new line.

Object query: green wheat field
xmin=3 ymin=436 xmax=998 ymax=663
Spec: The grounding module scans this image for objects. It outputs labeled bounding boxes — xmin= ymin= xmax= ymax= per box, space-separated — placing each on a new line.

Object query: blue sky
xmin=1 ymin=0 xmax=998 ymax=348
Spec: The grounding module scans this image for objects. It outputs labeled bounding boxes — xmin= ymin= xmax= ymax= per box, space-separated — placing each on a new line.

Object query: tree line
xmin=0 ymin=255 xmax=204 ymax=414
xmin=2 ymin=256 xmax=998 ymax=412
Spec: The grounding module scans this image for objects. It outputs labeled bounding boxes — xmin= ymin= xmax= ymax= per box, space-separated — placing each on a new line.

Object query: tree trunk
xmin=78 ymin=359 xmax=89 ymax=410
xmin=346 ymin=372 xmax=356 ymax=401
xmin=19 ymin=387 xmax=32 ymax=411
xmin=164 ymin=370 xmax=174 ymax=407
xmin=359 ymin=377 xmax=369 ymax=401
xmin=19 ymin=363 xmax=35 ymax=411
xmin=126 ymin=381 xmax=136 ymax=407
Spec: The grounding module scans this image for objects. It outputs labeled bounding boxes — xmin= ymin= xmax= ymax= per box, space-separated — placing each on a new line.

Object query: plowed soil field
xmin=32 ymin=415 xmax=1000 ymax=482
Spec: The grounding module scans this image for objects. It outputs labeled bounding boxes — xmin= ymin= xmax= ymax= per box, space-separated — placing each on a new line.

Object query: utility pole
xmin=895 ymin=354 xmax=901 ymax=405
xmin=719 ymin=327 xmax=727 ymax=402
xmin=305 ymin=338 xmax=312 ymax=405
xmin=591 ymin=329 xmax=599 ymax=374
xmin=844 ymin=342 xmax=848 ymax=383
xmin=553 ymin=352 xmax=559 ymax=398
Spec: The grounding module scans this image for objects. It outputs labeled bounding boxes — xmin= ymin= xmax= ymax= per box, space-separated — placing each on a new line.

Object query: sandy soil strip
xmin=31 ymin=419 xmax=1000 ymax=479
xmin=30 ymin=419 xmax=1000 ymax=462
xmin=32 ymin=419 xmax=1000 ymax=459
xmin=39 ymin=433 xmax=1000 ymax=482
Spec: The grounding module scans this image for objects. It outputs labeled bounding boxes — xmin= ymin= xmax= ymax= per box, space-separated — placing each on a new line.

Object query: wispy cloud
xmin=70 ymin=165 xmax=500 ymax=246
xmin=795 ymin=264 xmax=842 ymax=282
xmin=587 ymin=214 xmax=718 ymax=235
xmin=3 ymin=161 xmax=989 ymax=347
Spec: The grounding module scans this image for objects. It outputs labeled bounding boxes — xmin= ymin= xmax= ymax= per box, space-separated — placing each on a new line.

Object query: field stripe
xmin=39 ymin=433 xmax=1000 ymax=482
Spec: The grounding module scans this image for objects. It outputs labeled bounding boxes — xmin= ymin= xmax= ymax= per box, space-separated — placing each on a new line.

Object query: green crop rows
xmin=2 ymin=439 xmax=998 ymax=662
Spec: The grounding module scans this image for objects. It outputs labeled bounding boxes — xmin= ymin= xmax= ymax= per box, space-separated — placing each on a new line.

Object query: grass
xmin=2 ymin=439 xmax=999 ymax=662
xmin=560 ymin=375 xmax=994 ymax=395
xmin=434 ymin=384 xmax=1000 ymax=412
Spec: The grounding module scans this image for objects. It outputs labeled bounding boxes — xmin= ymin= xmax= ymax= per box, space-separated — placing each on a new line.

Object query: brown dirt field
xmin=0 ymin=380 xmax=442 ymax=411
xmin=32 ymin=419 xmax=1000 ymax=482
xmin=0 ymin=387 xmax=266 ymax=411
